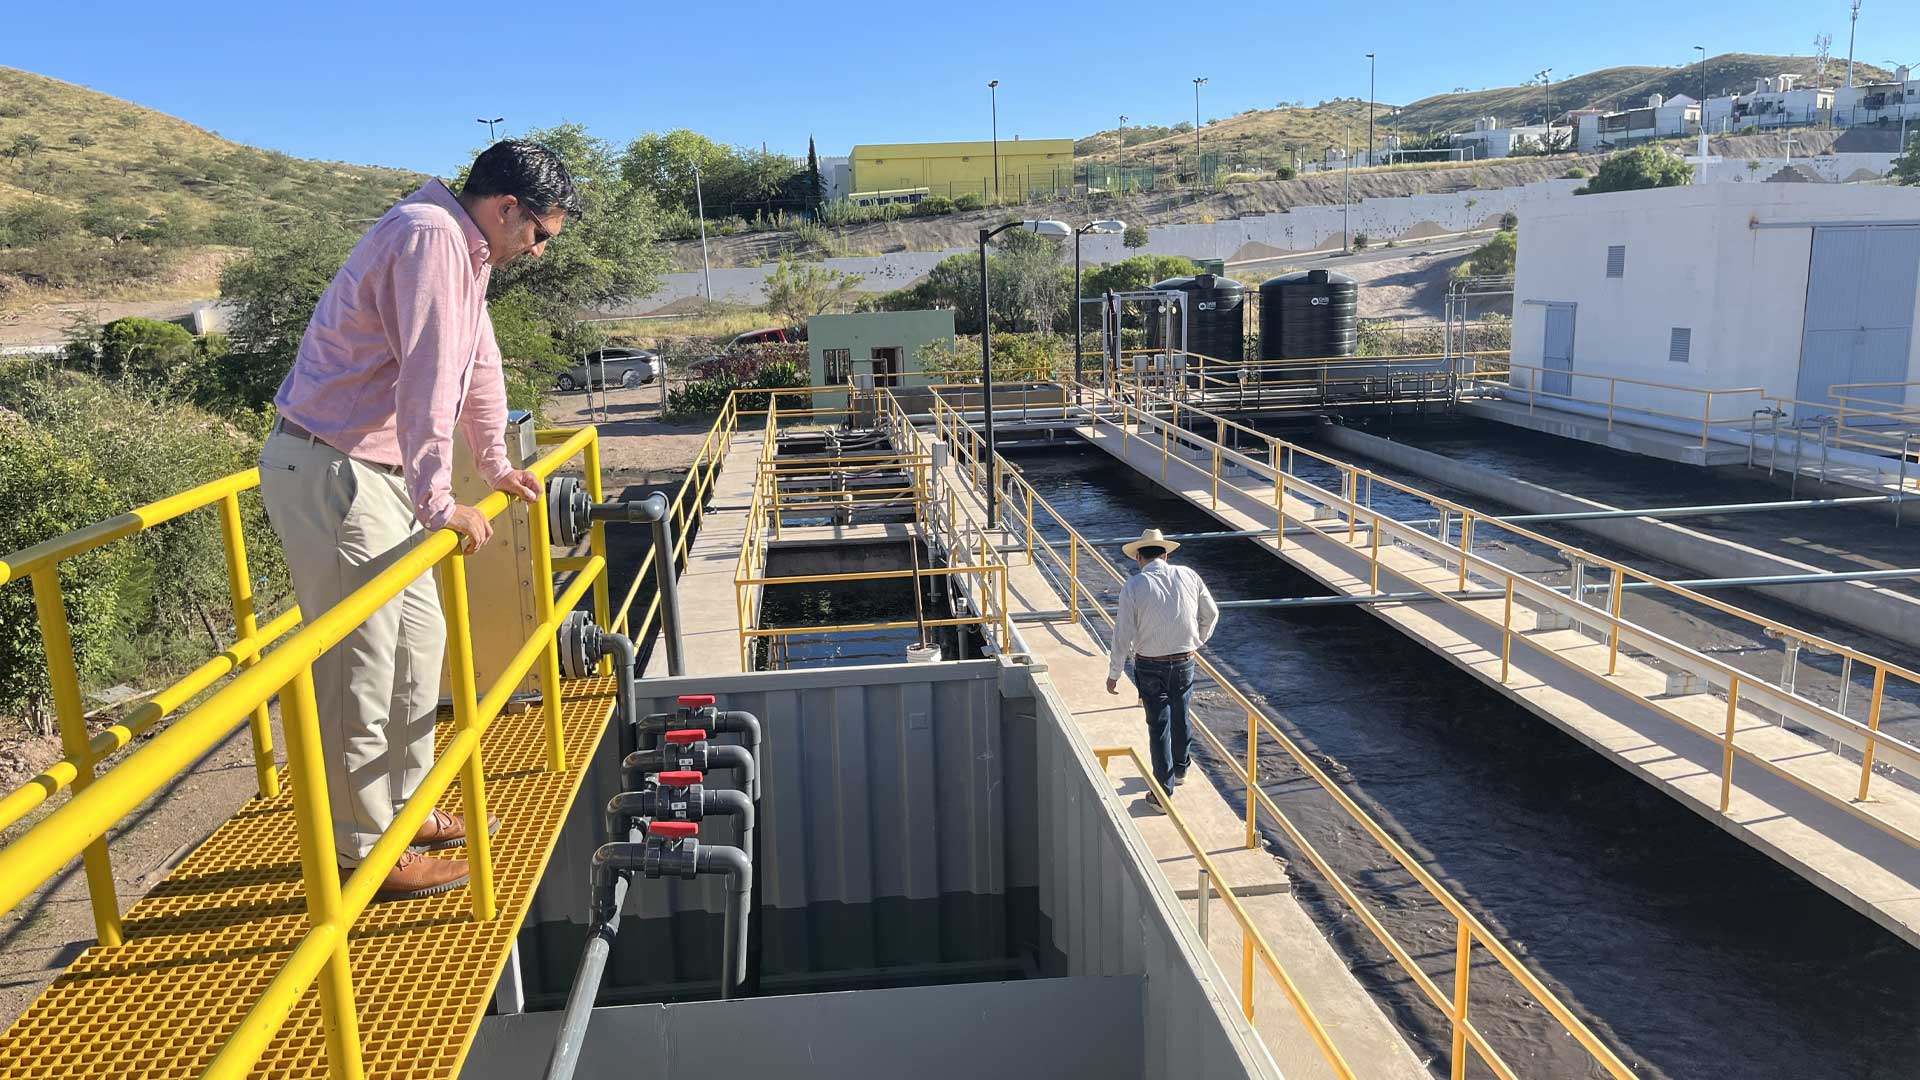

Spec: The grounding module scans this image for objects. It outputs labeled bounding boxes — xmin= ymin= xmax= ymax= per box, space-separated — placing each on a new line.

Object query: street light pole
xmin=476 ymin=116 xmax=504 ymax=142
xmin=1073 ymin=220 xmax=1126 ymax=406
xmin=1695 ymin=47 xmax=1709 ymax=135
xmin=1366 ymin=54 xmax=1376 ymax=166
xmin=988 ymin=80 xmax=1001 ymax=203
xmin=978 ymin=219 xmax=1072 ymax=527
xmin=692 ymin=159 xmax=712 ymax=301
xmin=1193 ymin=77 xmax=1208 ymax=181
xmin=1888 ymin=60 xmax=1918 ymax=158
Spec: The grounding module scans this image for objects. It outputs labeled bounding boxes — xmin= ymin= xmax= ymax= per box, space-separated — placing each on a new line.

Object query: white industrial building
xmin=1576 ymin=95 xmax=1699 ymax=152
xmin=1509 ymin=184 xmax=1920 ymax=436
xmin=1449 ymin=117 xmax=1570 ymax=159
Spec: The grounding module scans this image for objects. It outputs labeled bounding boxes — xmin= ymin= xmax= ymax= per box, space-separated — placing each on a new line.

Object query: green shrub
xmin=96 ymin=317 xmax=199 ymax=386
xmin=952 ymin=192 xmax=984 ymax=212
xmin=0 ymin=409 xmax=136 ymax=727
xmin=665 ymin=377 xmax=737 ymax=420
xmin=1275 ymin=165 xmax=1298 ymax=181
xmin=1499 ymin=211 xmax=1519 ymax=231
xmin=1563 ymin=166 xmax=1588 ymax=179
xmin=0 ymin=374 xmax=289 ymax=704
xmin=0 ymin=201 xmax=80 ymax=247
xmin=919 ymin=194 xmax=955 ymax=215
xmin=1352 ymin=232 xmax=1370 ymax=251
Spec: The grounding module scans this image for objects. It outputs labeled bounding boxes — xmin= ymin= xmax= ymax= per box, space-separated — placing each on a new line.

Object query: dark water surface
xmin=1014 ymin=443 xmax=1920 ymax=1080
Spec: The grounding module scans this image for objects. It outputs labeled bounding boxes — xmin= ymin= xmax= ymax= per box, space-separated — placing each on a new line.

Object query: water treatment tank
xmin=1146 ymin=273 xmax=1247 ymax=363
xmin=1258 ymin=269 xmax=1358 ymax=360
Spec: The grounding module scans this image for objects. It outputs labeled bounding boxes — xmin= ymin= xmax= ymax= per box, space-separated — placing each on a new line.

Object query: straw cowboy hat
xmin=1121 ymin=528 xmax=1181 ymax=560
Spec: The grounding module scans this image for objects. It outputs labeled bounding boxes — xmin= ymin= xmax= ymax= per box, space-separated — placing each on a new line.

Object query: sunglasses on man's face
xmin=522 ymin=203 xmax=557 ymax=246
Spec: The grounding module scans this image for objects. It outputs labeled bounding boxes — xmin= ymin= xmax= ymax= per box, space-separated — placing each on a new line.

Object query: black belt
xmin=274 ymin=417 xmax=403 ymax=476
xmin=1137 ymin=651 xmax=1194 ymax=663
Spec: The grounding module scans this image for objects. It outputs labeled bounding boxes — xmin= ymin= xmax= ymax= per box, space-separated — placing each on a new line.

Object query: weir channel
xmin=1011 ymin=441 xmax=1920 ymax=1080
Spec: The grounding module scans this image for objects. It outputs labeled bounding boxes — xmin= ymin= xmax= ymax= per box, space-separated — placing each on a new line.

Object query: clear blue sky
xmin=6 ymin=0 xmax=1917 ymax=175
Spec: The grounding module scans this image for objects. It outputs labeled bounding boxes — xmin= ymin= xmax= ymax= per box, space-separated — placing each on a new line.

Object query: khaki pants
xmin=259 ymin=431 xmax=444 ymax=865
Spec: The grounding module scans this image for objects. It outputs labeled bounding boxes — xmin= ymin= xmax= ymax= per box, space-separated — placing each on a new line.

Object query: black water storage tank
xmin=1146 ymin=273 xmax=1247 ymax=363
xmin=1258 ymin=269 xmax=1358 ymax=360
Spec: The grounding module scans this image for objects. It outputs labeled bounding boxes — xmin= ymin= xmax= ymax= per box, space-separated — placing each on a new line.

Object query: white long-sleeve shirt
xmin=1107 ymin=558 xmax=1219 ymax=681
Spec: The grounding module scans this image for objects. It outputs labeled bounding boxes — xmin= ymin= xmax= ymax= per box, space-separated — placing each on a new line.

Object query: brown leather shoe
xmin=343 ymin=850 xmax=470 ymax=902
xmin=410 ymin=808 xmax=501 ymax=852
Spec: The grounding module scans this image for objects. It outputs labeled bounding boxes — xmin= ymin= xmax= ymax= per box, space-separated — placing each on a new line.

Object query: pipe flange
xmin=548 ymin=474 xmax=591 ymax=546
xmin=558 ymin=610 xmax=604 ymax=679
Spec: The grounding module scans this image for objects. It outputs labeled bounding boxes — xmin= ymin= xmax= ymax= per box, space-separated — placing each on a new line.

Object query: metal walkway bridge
xmin=0 ymin=419 xmax=737 ymax=1079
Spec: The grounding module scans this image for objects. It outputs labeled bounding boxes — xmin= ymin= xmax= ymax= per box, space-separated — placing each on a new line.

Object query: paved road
xmin=1227 ymin=229 xmax=1491 ymax=272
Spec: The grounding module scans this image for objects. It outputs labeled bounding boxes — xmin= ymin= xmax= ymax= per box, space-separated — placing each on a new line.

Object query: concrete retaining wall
xmin=1318 ymin=425 xmax=1920 ymax=643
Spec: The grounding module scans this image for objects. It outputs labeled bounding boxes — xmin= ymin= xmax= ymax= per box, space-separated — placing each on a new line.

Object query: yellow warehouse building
xmin=850 ymin=139 xmax=1076 ymax=201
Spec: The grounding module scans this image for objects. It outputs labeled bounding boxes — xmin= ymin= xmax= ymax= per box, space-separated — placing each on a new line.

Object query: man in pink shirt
xmin=258 ymin=141 xmax=578 ymax=900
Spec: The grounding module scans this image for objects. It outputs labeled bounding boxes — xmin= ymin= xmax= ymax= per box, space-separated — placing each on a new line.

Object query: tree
xmin=1892 ymin=133 xmax=1920 ymax=186
xmin=763 ymin=260 xmax=864 ymax=327
xmin=1455 ymin=230 xmax=1516 ymax=279
xmin=80 ymin=198 xmax=149 ymax=245
xmin=481 ymin=123 xmax=669 ymax=346
xmin=95 ymin=317 xmax=200 ymax=386
xmin=805 ymin=136 xmax=825 ymax=217
xmin=9 ymin=133 xmax=43 ymax=171
xmin=217 ymin=219 xmax=358 ymax=409
xmin=1082 ymin=254 xmax=1200 ymax=297
xmin=1122 ymin=222 xmax=1149 ymax=249
xmin=1576 ymin=145 xmax=1693 ymax=194
xmin=991 ymin=227 xmax=1072 ymax=333
xmin=67 ymin=131 xmax=96 ymax=150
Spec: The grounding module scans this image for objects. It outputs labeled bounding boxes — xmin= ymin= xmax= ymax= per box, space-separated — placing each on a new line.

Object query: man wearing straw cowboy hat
xmin=1106 ymin=528 xmax=1219 ymax=812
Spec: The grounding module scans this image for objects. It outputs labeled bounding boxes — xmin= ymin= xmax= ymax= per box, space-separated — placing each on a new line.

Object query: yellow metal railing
xmin=0 ymin=426 xmax=614 ymax=1080
xmin=1093 ymin=746 xmax=1357 ymax=1080
xmin=1460 ymin=359 xmax=1767 ymax=449
xmin=1086 ymin=377 xmax=1920 ymax=837
xmin=727 ymin=387 xmax=1015 ymax=672
xmin=927 ymin=392 xmax=1634 ymax=1078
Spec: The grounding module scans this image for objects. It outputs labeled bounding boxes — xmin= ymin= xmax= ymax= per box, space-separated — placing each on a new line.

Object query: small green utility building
xmin=806 ymin=310 xmax=955 ymax=391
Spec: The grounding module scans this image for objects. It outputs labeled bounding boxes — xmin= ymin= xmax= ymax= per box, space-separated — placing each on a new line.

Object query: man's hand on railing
xmin=447 ymin=506 xmax=493 ymax=555
xmin=494 ymin=468 xmax=540 ymax=503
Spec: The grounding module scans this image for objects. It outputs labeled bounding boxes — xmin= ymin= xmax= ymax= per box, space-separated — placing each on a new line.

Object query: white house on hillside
xmin=1510 ymin=184 xmax=1920 ymax=429
xmin=1834 ymin=68 xmax=1917 ymax=129
xmin=1701 ymin=75 xmax=1833 ymax=133
xmin=1449 ymin=117 xmax=1570 ymax=159
xmin=1576 ymin=95 xmax=1699 ymax=152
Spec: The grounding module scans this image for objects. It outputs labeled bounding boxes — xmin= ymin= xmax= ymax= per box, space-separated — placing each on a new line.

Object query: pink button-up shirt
xmin=273 ymin=180 xmax=514 ymax=531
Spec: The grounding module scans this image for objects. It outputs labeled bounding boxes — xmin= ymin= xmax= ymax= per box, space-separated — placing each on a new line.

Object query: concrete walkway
xmin=1079 ymin=408 xmax=1920 ymax=951
xmin=661 ymin=420 xmax=1430 ymax=1080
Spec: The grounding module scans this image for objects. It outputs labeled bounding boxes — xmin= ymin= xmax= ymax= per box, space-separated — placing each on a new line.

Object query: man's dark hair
xmin=1136 ymin=545 xmax=1167 ymax=561
xmin=462 ymin=140 xmax=583 ymax=216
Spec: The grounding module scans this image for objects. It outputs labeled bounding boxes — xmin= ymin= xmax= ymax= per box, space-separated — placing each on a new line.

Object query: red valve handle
xmin=664 ymin=728 xmax=707 ymax=745
xmin=648 ymin=821 xmax=698 ymax=839
xmin=678 ymin=694 xmax=717 ymax=708
xmin=656 ymin=770 xmax=703 ymax=787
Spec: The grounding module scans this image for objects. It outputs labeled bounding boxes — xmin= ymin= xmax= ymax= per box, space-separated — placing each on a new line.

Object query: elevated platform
xmin=0 ymin=677 xmax=618 ymax=1079
xmin=1077 ymin=407 xmax=1920 ymax=949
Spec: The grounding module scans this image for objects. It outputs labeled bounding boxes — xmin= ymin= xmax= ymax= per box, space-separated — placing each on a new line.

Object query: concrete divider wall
xmin=609 ymin=179 xmax=1585 ymax=313
xmin=1319 ymin=425 xmax=1920 ymax=643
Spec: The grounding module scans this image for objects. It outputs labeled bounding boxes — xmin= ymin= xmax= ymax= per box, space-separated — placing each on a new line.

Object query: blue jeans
xmin=1133 ymin=656 xmax=1195 ymax=792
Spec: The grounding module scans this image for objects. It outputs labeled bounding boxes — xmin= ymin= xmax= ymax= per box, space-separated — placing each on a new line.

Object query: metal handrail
xmin=1093 ymin=746 xmax=1358 ymax=1080
xmin=1089 ymin=378 xmax=1920 ymax=828
xmin=928 ymin=393 xmax=1633 ymax=1079
xmin=0 ymin=426 xmax=612 ymax=1080
xmin=1460 ymin=360 xmax=1767 ymax=447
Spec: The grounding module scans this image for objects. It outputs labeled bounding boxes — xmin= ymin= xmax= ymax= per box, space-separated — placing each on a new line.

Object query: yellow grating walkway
xmin=0 ymin=675 xmax=617 ymax=1080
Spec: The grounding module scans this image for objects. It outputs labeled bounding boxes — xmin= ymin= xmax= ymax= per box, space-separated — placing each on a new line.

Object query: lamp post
xmin=1074 ymin=220 xmax=1126 ymax=405
xmin=476 ymin=116 xmax=504 ymax=142
xmin=1887 ymin=60 xmax=1918 ymax=158
xmin=1694 ymin=47 xmax=1709 ymax=135
xmin=692 ymin=158 xmax=712 ymax=301
xmin=978 ymin=218 xmax=1071 ymax=526
xmin=1366 ymin=54 xmax=1376 ymax=166
xmin=1193 ymin=77 xmax=1208 ymax=181
xmin=988 ymin=80 xmax=1001 ymax=203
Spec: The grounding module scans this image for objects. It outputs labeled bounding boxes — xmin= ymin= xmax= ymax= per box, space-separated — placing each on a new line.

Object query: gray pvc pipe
xmin=543 ymin=826 xmax=640 ymax=1080
xmin=697 ymin=844 xmax=753 ymax=999
xmin=602 ymin=633 xmax=637 ymax=729
xmin=705 ymin=745 xmax=757 ymax=804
